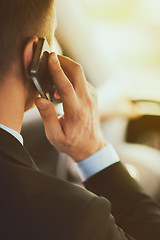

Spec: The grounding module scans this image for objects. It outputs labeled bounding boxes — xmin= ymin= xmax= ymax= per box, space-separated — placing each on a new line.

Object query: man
xmin=0 ymin=0 xmax=160 ymax=239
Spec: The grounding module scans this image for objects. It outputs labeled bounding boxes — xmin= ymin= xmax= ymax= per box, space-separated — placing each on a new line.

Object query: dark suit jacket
xmin=0 ymin=128 xmax=160 ymax=240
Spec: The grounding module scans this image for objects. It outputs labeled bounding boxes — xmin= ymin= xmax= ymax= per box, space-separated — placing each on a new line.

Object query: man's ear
xmin=23 ymin=36 xmax=38 ymax=78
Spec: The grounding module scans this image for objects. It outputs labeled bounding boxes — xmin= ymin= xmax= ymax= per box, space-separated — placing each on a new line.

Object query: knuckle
xmin=73 ymin=63 xmax=83 ymax=74
xmin=86 ymin=83 xmax=97 ymax=101
xmin=62 ymin=82 xmax=73 ymax=94
xmin=54 ymin=64 xmax=62 ymax=75
xmin=67 ymin=134 xmax=77 ymax=147
xmin=40 ymin=104 xmax=53 ymax=119
xmin=92 ymin=90 xmax=98 ymax=101
xmin=47 ymin=134 xmax=53 ymax=143
xmin=86 ymin=96 xmax=93 ymax=106
xmin=47 ymin=132 xmax=63 ymax=148
xmin=55 ymin=138 xmax=71 ymax=152
xmin=74 ymin=109 xmax=86 ymax=124
xmin=46 ymin=131 xmax=53 ymax=143
xmin=89 ymin=88 xmax=97 ymax=103
xmin=78 ymin=108 xmax=86 ymax=120
xmin=49 ymin=134 xmax=60 ymax=143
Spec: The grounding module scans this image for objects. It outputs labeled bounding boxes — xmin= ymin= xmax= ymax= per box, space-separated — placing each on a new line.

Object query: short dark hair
xmin=0 ymin=0 xmax=55 ymax=79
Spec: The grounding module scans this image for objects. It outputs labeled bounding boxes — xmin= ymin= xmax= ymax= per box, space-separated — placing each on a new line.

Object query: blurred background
xmin=22 ymin=0 xmax=160 ymax=203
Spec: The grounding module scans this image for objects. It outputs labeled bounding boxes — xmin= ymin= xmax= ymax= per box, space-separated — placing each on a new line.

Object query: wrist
xmin=73 ymin=141 xmax=107 ymax=163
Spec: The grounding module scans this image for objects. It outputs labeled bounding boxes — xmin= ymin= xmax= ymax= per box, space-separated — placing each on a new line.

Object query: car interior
xmin=22 ymin=0 xmax=160 ymax=204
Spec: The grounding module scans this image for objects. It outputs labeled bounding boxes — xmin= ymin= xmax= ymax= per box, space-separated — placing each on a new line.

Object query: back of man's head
xmin=0 ymin=0 xmax=55 ymax=79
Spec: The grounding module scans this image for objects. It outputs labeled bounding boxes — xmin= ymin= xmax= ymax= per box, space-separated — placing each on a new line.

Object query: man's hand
xmin=35 ymin=53 xmax=106 ymax=162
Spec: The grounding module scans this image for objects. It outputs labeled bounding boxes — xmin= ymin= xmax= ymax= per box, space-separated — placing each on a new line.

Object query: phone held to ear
xmin=29 ymin=38 xmax=56 ymax=101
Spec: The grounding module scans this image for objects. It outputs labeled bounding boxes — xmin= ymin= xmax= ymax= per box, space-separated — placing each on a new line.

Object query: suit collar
xmin=0 ymin=128 xmax=38 ymax=169
xmin=0 ymin=124 xmax=23 ymax=145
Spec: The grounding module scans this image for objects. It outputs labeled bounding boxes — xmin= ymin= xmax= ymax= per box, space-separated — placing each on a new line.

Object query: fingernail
xmin=35 ymin=98 xmax=49 ymax=109
xmin=50 ymin=52 xmax=58 ymax=63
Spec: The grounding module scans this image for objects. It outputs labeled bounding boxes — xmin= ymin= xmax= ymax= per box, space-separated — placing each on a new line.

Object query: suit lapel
xmin=0 ymin=128 xmax=38 ymax=169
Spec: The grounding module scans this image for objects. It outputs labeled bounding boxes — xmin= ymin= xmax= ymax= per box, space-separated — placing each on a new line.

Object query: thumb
xmin=35 ymin=98 xmax=63 ymax=141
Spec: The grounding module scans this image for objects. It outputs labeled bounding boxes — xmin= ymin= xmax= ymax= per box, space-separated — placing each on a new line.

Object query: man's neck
xmin=0 ymin=105 xmax=24 ymax=133
xmin=0 ymin=74 xmax=25 ymax=133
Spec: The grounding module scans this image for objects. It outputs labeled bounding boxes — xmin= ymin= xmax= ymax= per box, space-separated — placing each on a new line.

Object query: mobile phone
xmin=29 ymin=38 xmax=55 ymax=100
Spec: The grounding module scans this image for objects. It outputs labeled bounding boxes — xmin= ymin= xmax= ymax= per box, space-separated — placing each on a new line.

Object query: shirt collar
xmin=0 ymin=124 xmax=23 ymax=145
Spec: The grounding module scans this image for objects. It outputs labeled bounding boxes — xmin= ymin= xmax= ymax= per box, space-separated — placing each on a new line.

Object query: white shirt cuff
xmin=76 ymin=144 xmax=120 ymax=181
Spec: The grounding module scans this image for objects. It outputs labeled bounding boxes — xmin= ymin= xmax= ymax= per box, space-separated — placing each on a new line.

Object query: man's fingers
xmin=49 ymin=53 xmax=77 ymax=109
xmin=35 ymin=97 xmax=64 ymax=142
xmin=57 ymin=55 xmax=87 ymax=95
